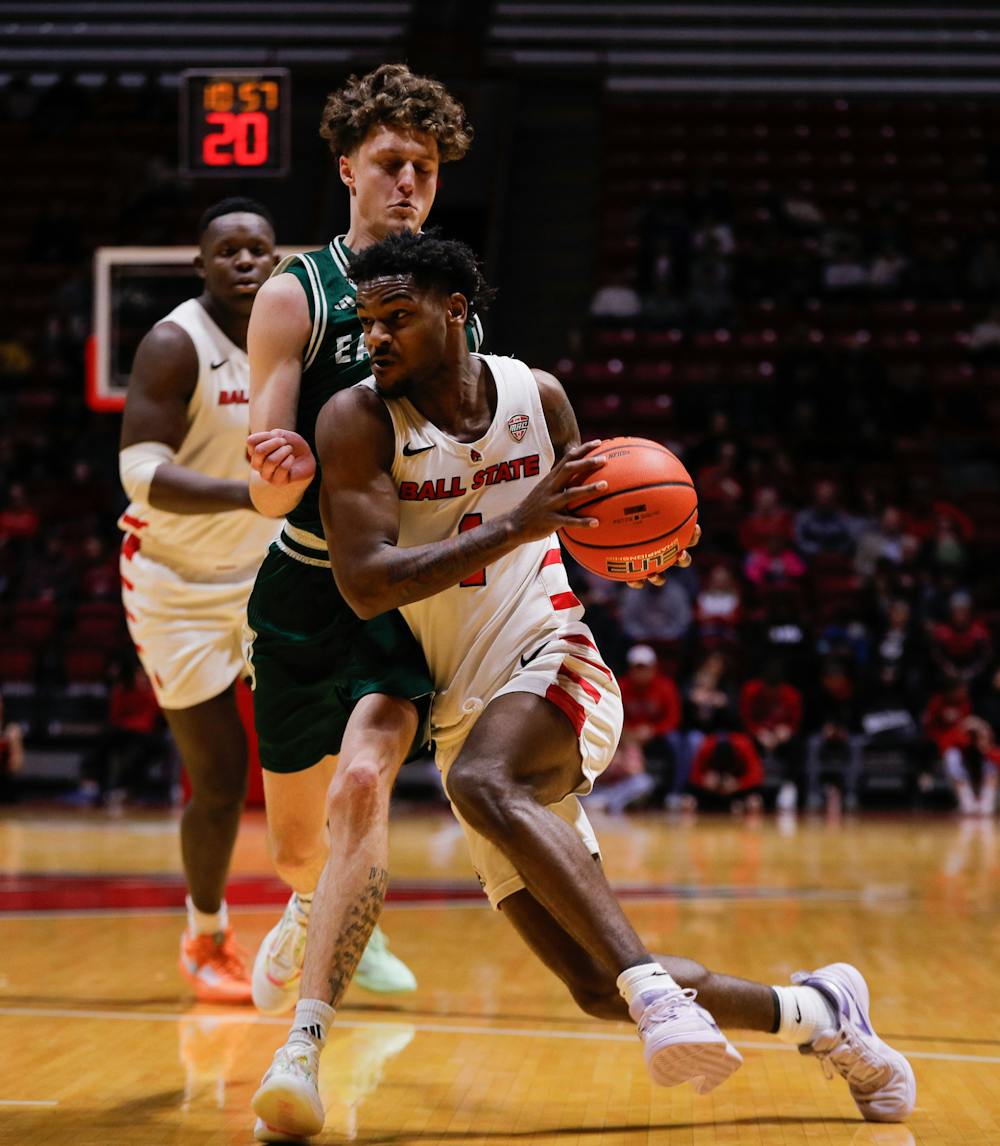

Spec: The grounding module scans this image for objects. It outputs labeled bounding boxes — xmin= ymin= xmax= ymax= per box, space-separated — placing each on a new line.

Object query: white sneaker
xmin=253 ymin=894 xmax=309 ymax=1015
xmin=792 ymin=962 xmax=916 ymax=1122
xmin=631 ymin=986 xmax=743 ymax=1093
xmin=354 ymin=924 xmax=417 ymax=994
xmin=253 ymin=1116 xmax=308 ymax=1143
xmin=252 ymin=1040 xmax=324 ymax=1141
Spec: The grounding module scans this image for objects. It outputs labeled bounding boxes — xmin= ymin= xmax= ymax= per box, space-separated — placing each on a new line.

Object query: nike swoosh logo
xmin=402 ymin=442 xmax=434 ymax=456
xmin=794 ymin=1000 xmax=802 ymax=1024
xmin=210 ymin=359 xmax=228 ymax=370
xmin=520 ymin=641 xmax=548 ymax=668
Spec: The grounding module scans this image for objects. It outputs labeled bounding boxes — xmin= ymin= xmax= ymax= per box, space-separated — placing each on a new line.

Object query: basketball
xmin=560 ymin=437 xmax=698 ymax=581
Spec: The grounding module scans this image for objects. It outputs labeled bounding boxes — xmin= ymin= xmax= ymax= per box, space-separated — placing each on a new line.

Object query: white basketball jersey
xmin=118 ymin=298 xmax=279 ymax=577
xmin=374 ymin=354 xmax=588 ymax=742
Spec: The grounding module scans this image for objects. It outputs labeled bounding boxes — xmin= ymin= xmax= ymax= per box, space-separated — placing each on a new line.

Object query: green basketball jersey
xmin=277 ymin=235 xmax=485 ymax=538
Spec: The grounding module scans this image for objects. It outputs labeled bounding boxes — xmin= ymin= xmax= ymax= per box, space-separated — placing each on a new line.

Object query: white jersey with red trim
xmin=118 ymin=298 xmax=279 ymax=577
xmin=371 ymin=353 xmax=614 ymax=746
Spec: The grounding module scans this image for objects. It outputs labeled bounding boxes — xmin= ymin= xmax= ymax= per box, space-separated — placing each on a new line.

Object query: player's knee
xmin=446 ymin=757 xmax=519 ymax=834
xmin=270 ymin=830 xmax=325 ymax=885
xmin=186 ymin=750 xmax=247 ymax=813
xmin=326 ymin=756 xmax=386 ymax=829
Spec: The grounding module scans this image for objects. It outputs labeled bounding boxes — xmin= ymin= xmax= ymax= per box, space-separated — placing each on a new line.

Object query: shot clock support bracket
xmin=179 ymin=68 xmax=291 ymax=177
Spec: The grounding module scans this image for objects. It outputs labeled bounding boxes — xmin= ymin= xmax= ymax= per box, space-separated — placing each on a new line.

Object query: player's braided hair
xmin=319 ymin=63 xmax=472 ymax=161
xmin=348 ymin=229 xmax=496 ymax=319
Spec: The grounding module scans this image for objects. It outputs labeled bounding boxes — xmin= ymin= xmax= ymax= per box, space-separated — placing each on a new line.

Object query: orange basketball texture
xmin=560 ymin=438 xmax=698 ymax=581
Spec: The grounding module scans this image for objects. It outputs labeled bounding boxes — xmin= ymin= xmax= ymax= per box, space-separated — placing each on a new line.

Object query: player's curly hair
xmin=319 ymin=63 xmax=472 ymax=162
xmin=348 ymin=229 xmax=496 ymax=318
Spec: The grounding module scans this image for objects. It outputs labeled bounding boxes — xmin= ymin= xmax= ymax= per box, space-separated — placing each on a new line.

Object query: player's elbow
xmin=335 ymin=572 xmax=389 ymax=621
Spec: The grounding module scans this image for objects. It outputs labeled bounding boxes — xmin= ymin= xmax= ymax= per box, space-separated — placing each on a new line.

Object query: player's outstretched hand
xmin=625 ymin=523 xmax=702 ymax=589
xmin=507 ymin=440 xmax=608 ymax=543
xmin=247 ymin=429 xmax=317 ymax=487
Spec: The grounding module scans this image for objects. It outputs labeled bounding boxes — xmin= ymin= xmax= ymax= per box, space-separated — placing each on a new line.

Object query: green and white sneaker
xmin=354 ymin=924 xmax=417 ymax=994
xmin=252 ymin=894 xmax=309 ymax=1015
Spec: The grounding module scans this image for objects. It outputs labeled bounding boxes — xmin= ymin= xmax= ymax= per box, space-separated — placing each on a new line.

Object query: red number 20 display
xmin=180 ymin=70 xmax=290 ymax=177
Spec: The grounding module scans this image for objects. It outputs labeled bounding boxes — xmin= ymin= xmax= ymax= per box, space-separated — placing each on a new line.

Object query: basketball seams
xmin=562 ymin=504 xmax=698 ymax=551
xmin=569 ymin=480 xmax=695 ymax=515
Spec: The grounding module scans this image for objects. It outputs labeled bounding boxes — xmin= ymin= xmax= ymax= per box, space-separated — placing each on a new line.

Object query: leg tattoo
xmin=325 ymin=866 xmax=389 ymax=1006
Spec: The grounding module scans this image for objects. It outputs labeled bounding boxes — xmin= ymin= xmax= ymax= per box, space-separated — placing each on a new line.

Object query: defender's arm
xmin=247 ymin=274 xmax=316 ymax=518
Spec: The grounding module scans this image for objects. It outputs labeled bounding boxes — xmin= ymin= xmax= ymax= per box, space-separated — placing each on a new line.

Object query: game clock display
xmin=180 ymin=69 xmax=290 ymax=177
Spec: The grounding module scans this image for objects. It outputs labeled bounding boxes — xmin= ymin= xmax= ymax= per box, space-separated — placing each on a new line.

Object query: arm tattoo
xmin=325 ymin=865 xmax=389 ymax=1007
xmin=385 ymin=521 xmax=507 ymax=598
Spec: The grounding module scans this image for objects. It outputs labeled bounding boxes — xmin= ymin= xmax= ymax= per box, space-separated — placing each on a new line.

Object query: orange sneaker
xmin=179 ymin=928 xmax=253 ymax=1004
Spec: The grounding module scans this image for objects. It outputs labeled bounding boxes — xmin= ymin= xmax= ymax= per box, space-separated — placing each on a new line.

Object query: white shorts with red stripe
xmin=120 ymin=533 xmax=260 ymax=710
xmin=433 ymin=626 xmax=623 ymax=910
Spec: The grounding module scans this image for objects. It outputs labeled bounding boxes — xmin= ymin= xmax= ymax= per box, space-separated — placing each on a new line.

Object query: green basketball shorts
xmin=245 ymin=534 xmax=433 ymax=773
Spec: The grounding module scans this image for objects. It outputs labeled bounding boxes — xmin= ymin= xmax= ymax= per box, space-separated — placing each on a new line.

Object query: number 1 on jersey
xmin=458 ymin=513 xmax=486 ymax=587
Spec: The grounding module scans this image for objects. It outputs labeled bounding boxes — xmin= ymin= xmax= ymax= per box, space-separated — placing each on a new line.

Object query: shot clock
xmin=180 ymin=69 xmax=290 ymax=177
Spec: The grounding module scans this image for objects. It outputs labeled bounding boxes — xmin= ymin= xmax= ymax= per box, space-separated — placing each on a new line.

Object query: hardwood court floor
xmin=0 ymin=806 xmax=998 ymax=1145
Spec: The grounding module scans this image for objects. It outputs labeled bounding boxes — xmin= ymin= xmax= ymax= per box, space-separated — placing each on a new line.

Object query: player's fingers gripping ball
xmin=559 ymin=437 xmax=698 ymax=582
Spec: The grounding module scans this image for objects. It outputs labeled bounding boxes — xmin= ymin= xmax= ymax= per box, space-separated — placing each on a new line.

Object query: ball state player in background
xmin=117 ymin=198 xmax=280 ymax=1002
xmin=250 ymin=232 xmax=915 ymax=1140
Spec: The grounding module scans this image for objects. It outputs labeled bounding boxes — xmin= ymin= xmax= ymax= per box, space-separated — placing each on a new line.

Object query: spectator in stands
xmin=854 ymin=505 xmax=912 ymax=577
xmin=739 ymin=660 xmax=804 ymax=810
xmin=620 ymin=568 xmax=694 ymax=647
xmin=923 ymin=679 xmax=973 ymax=794
xmin=744 ymin=533 xmax=807 ymax=591
xmin=78 ymin=534 xmax=119 ymax=601
xmin=588 ymin=274 xmax=641 ymax=326
xmin=695 ymin=565 xmax=742 ymax=647
xmin=805 ymin=658 xmax=864 ymax=812
xmin=687 ymin=234 xmax=735 ymax=329
xmin=686 ymin=651 xmax=738 ymax=735
xmin=687 ymin=730 xmax=764 ymax=815
xmin=794 ymin=479 xmax=855 ymax=560
xmin=20 ymin=535 xmax=74 ymax=603
xmin=696 ymin=441 xmax=744 ymax=546
xmin=78 ymin=663 xmax=167 ymax=806
xmin=871 ymin=599 xmax=926 ymax=704
xmin=739 ymin=486 xmax=794 ymax=553
xmin=858 ymin=663 xmax=921 ymax=773
xmin=599 ymin=645 xmax=682 ymax=813
xmin=967 ymin=303 xmax=1000 ymax=363
xmin=0 ymin=483 xmax=40 ymax=541
xmin=941 ymin=716 xmax=998 ymax=816
xmin=0 ymin=692 xmax=24 ymax=804
xmin=922 ymin=516 xmax=970 ymax=577
xmin=868 ymin=242 xmax=909 ymax=293
xmin=821 ymin=231 xmax=867 ymax=294
xmin=930 ymin=591 xmax=993 ymax=687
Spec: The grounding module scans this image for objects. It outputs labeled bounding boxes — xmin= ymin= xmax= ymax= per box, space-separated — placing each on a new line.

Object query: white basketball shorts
xmin=120 ymin=539 xmax=260 ymax=711
xmin=434 ymin=629 xmax=623 ymax=909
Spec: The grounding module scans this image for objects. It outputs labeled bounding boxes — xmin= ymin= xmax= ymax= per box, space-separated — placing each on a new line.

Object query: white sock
xmin=186 ymin=895 xmax=228 ymax=937
xmin=772 ymin=984 xmax=837 ymax=1045
xmin=293 ymin=891 xmax=314 ymax=919
xmin=617 ymin=961 xmax=681 ymax=1021
xmin=288 ymin=998 xmax=335 ymax=1049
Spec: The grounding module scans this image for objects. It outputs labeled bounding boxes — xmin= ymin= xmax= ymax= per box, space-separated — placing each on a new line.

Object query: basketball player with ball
xmin=249 ymin=230 xmax=914 ymax=1139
